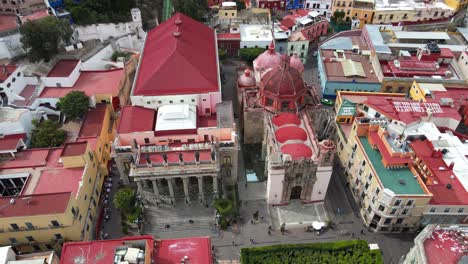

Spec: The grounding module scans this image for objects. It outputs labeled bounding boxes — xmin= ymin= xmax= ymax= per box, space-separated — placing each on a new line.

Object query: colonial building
xmin=334 ymin=91 xmax=467 ymax=232
xmin=112 ymin=13 xmax=239 ymax=207
xmin=238 ymin=44 xmax=336 ymax=205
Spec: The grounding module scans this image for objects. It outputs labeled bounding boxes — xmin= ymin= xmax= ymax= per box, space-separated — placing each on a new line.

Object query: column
xmin=151 ymin=180 xmax=160 ymax=201
xmin=182 ymin=177 xmax=190 ymax=203
xmin=136 ymin=181 xmax=143 ymax=195
xmin=213 ymin=175 xmax=219 ymax=198
xmin=142 ymin=179 xmax=149 ymax=188
xmin=197 ymin=176 xmax=204 ymax=203
xmin=167 ymin=178 xmax=175 ymax=205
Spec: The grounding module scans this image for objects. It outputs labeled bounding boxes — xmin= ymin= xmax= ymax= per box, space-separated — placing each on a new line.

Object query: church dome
xmin=259 ymin=55 xmax=307 ymax=112
xmin=253 ymin=41 xmax=282 ymax=73
xmin=237 ymin=68 xmax=256 ymax=87
xmin=290 ymin=52 xmax=304 ymax=73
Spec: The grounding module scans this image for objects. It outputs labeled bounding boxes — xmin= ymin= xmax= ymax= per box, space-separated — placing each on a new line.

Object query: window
xmin=406 ymin=200 xmax=414 ymax=206
xmin=430 ymin=207 xmax=436 ymax=213
xmin=88 ymin=152 xmax=93 ymax=161
xmin=290 ymin=45 xmax=294 ymax=51
xmin=434 ymin=11 xmax=438 ymax=17
xmin=9 ymin=238 xmax=17 ymax=244
xmin=191 ymin=99 xmax=195 ymax=102
xmin=378 ymin=205 xmax=385 ymax=211
xmin=396 ymin=218 xmax=403 ymax=224
xmin=223 ymin=156 xmax=231 ymax=166
xmin=180 ymin=100 xmax=184 ymax=103
xmin=390 ymin=209 xmax=397 ymax=215
xmin=301 ymin=44 xmax=305 ymax=50
xmin=25 ymin=222 xmax=34 ymax=229
xmin=384 ymin=218 xmax=391 ymax=224
xmin=444 ymin=208 xmax=450 ymax=213
xmin=367 ymin=205 xmax=371 ymax=213
xmin=33 ymin=245 xmax=41 ymax=251
xmin=365 ymin=182 xmax=369 ymax=190
xmin=92 ymin=199 xmax=97 ymax=207
xmin=54 ymin=234 xmax=62 ymax=240
xmin=84 ymin=195 xmax=87 ymax=201
xmin=26 ymin=236 xmax=34 ymax=242
xmin=202 ymin=99 xmax=207 ymax=102
xmin=158 ymin=100 xmax=162 ymax=104
xmin=144 ymin=138 xmax=150 ymax=144
xmin=368 ymin=173 xmax=373 ymax=182
xmin=389 ymin=14 xmax=394 ymax=19
xmin=402 ymin=209 xmax=408 ymax=215
xmin=10 ymin=224 xmax=19 ymax=230
xmin=361 ymin=160 xmax=366 ymax=166
xmin=45 ymin=244 xmax=53 ymax=250
xmin=169 ymin=100 xmax=173 ymax=104
xmin=79 ymin=214 xmax=82 ymax=221
xmin=458 ymin=208 xmax=464 ymax=213
xmin=376 ymin=188 xmax=380 ymax=195
xmin=394 ymin=200 xmax=401 ymax=206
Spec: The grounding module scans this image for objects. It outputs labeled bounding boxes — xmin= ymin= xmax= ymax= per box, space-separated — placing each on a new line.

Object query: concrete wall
xmin=311 ymin=166 xmax=332 ymax=202
xmin=75 ymin=22 xmax=143 ymax=43
xmin=323 ymin=81 xmax=382 ymax=97
xmin=266 ymin=166 xmax=285 ymax=204
xmin=305 ymin=0 xmax=333 ymax=18
xmin=287 ymin=40 xmax=309 ymax=63
xmin=240 ymin=41 xmax=270 ymax=49
xmin=0 ymin=32 xmax=23 ymax=60
xmin=42 ymin=61 xmax=82 ymax=87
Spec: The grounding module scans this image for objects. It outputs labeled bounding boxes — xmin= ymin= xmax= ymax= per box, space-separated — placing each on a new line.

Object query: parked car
xmin=320 ymin=98 xmax=334 ymax=106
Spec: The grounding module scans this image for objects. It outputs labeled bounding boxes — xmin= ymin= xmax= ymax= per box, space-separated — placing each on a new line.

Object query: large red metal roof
xmin=117 ymin=106 xmax=155 ymax=133
xmin=78 ymin=104 xmax=107 ymax=137
xmin=47 ymin=60 xmax=79 ymax=77
xmin=155 ymin=237 xmax=212 ymax=264
xmin=0 ymin=192 xmax=71 ymax=217
xmin=0 ymin=133 xmax=25 ymax=151
xmin=33 ymin=168 xmax=84 ymax=196
xmin=133 ymin=13 xmax=219 ymax=96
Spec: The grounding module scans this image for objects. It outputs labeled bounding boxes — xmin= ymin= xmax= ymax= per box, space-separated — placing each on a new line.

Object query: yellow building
xmin=219 ymin=2 xmax=238 ymax=19
xmin=351 ymin=0 xmax=375 ymax=28
xmin=444 ymin=0 xmax=468 ymax=11
xmin=335 ymin=92 xmax=434 ymax=232
xmin=332 ymin=0 xmax=355 ymax=21
xmin=372 ymin=9 xmax=415 ymax=24
xmin=408 ymin=82 xmax=448 ymax=102
xmin=0 ymin=104 xmax=115 ymax=253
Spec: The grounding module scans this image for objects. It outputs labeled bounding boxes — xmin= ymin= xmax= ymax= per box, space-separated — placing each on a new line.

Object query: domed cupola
xmin=253 ymin=41 xmax=282 ymax=76
xmin=259 ymin=54 xmax=307 ymax=112
xmin=237 ymin=68 xmax=256 ymax=88
xmin=290 ymin=52 xmax=304 ymax=74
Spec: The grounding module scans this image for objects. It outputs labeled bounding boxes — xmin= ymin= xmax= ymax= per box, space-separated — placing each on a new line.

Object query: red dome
xmin=281 ymin=143 xmax=312 ymax=160
xmin=253 ymin=41 xmax=282 ymax=72
xmin=290 ymin=53 xmax=304 ymax=73
xmin=238 ymin=69 xmax=256 ymax=87
xmin=261 ymin=54 xmax=306 ymax=98
xmin=275 ymin=126 xmax=307 ymax=143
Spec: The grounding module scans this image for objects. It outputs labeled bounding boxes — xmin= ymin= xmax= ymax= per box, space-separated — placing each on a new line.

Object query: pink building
xmin=113 ymin=13 xmax=238 ymax=207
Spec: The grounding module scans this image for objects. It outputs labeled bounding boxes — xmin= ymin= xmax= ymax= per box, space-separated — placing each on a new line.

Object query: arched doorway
xmin=290 ymin=186 xmax=302 ymax=200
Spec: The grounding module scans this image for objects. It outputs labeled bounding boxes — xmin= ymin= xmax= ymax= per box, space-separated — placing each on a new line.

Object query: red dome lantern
xmin=237 ymin=68 xmax=256 ymax=87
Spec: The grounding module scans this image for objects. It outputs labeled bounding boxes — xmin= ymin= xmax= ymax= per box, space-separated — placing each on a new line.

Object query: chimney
xmin=449 ymin=161 xmax=455 ymax=170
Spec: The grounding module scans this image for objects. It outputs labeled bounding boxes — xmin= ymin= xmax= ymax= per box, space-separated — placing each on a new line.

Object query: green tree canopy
xmin=113 ymin=188 xmax=136 ymax=214
xmin=173 ymin=0 xmax=208 ymax=21
xmin=57 ymin=91 xmax=90 ymax=120
xmin=20 ymin=16 xmax=73 ymax=62
xmin=236 ymin=0 xmax=246 ymax=10
xmin=64 ymin=0 xmax=136 ymax=25
xmin=239 ymin=47 xmax=265 ymax=65
xmin=30 ymin=120 xmax=66 ymax=148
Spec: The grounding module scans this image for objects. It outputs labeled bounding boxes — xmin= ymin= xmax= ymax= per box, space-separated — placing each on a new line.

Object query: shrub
xmin=214 ymin=198 xmax=234 ymax=218
xmin=240 ymin=240 xmax=383 ymax=264
xmin=57 ymin=91 xmax=90 ymax=120
xmin=239 ymin=48 xmax=265 ymax=65
xmin=30 ymin=119 xmax=66 ymax=148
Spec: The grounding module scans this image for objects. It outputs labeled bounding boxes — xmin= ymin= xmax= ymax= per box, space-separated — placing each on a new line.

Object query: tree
xmin=30 ymin=120 xmax=66 ymax=148
xmin=332 ymin=11 xmax=345 ymax=22
xmin=64 ymin=0 xmax=136 ymax=25
xmin=113 ymin=188 xmax=136 ymax=215
xmin=20 ymin=16 xmax=72 ymax=62
xmin=236 ymin=0 xmax=246 ymax=10
xmin=57 ymin=91 xmax=90 ymax=120
xmin=173 ymin=0 xmax=208 ymax=21
xmin=239 ymin=47 xmax=265 ymax=65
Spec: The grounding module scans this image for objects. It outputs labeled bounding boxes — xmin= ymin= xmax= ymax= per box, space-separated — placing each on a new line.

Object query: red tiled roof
xmin=0 ymin=65 xmax=17 ymax=82
xmin=61 ymin=236 xmax=156 ymax=264
xmin=155 ymin=237 xmax=212 ymax=264
xmin=364 ymin=97 xmax=461 ymax=125
xmin=20 ymin=9 xmax=50 ymax=23
xmin=60 ymin=142 xmax=87 ymax=157
xmin=39 ymin=69 xmax=124 ymax=98
xmin=275 ymin=126 xmax=307 ymax=143
xmin=217 ymin=33 xmax=241 ymax=40
xmin=281 ymin=143 xmax=312 ymax=160
xmin=424 ymin=229 xmax=467 ymax=264
xmin=33 ymin=168 xmax=84 ymax=195
xmin=0 ymin=15 xmax=18 ymax=32
xmin=78 ymin=104 xmax=107 ymax=137
xmin=0 ymin=192 xmax=71 ymax=217
xmin=47 ymin=60 xmax=79 ymax=77
xmin=133 ymin=13 xmax=219 ymax=96
xmin=410 ymin=139 xmax=468 ymax=205
xmin=0 ymin=133 xmax=25 ymax=152
xmin=280 ymin=18 xmax=296 ymax=29
xmin=117 ymin=106 xmax=155 ymax=133
xmin=272 ymin=112 xmax=301 ymax=127
xmin=0 ymin=149 xmax=50 ymax=169
xmin=12 ymin=85 xmax=36 ymax=106
xmin=381 ymin=56 xmax=458 ymax=78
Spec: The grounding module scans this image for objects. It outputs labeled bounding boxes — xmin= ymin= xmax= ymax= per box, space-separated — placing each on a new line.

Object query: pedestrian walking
xmin=360 ymin=229 xmax=364 ymax=235
xmin=268 ymin=230 xmax=271 ymax=235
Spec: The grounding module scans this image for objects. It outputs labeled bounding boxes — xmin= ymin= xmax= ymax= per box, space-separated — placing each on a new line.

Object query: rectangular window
xmin=406 ymin=200 xmax=414 ymax=206
xmin=402 ymin=209 xmax=408 ymax=215
xmin=365 ymin=183 xmax=369 ymax=190
xmin=430 ymin=207 xmax=436 ymax=213
xmin=33 ymin=245 xmax=41 ymax=251
xmin=384 ymin=218 xmax=391 ymax=224
xmin=45 ymin=244 xmax=53 ymax=250
xmin=26 ymin=236 xmax=34 ymax=242
xmin=458 ymin=208 xmax=464 ymax=213
xmin=88 ymin=152 xmax=93 ymax=161
xmin=396 ymin=218 xmax=403 ymax=224
xmin=9 ymin=238 xmax=17 ymax=244
xmin=144 ymin=138 xmax=150 ymax=144
xmin=290 ymin=45 xmax=294 ymax=51
xmin=375 ymin=188 xmax=380 ymax=195
xmin=54 ymin=234 xmax=62 ymax=240
xmin=444 ymin=208 xmax=450 ymax=213
xmin=223 ymin=156 xmax=231 ymax=166
xmin=10 ymin=224 xmax=19 ymax=230
xmin=390 ymin=209 xmax=397 ymax=215
xmin=394 ymin=200 xmax=401 ymax=206
xmin=71 ymin=207 xmax=76 ymax=216
xmin=378 ymin=205 xmax=385 ymax=211
xmin=25 ymin=222 xmax=34 ymax=229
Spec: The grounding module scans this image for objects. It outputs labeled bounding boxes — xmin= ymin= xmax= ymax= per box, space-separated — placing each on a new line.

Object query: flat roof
xmin=423 ymin=228 xmax=467 ymax=264
xmin=360 ymin=137 xmax=425 ymax=194
xmin=240 ymin=24 xmax=273 ymax=42
xmin=39 ymin=69 xmax=124 ymax=98
xmin=0 ymin=134 xmax=25 ymax=152
xmin=321 ymin=51 xmax=380 ymax=83
xmin=117 ymin=106 xmax=155 ymax=134
xmin=47 ymin=60 xmax=79 ymax=77
xmin=33 ymin=168 xmax=84 ymax=196
xmin=0 ymin=192 xmax=71 ymax=217
xmin=60 ymin=142 xmax=87 ymax=157
xmin=457 ymin=27 xmax=468 ymax=42
xmin=0 ymin=15 xmax=18 ymax=32
xmin=78 ymin=104 xmax=107 ymax=138
xmin=394 ymin=31 xmax=450 ymax=40
xmin=155 ymin=237 xmax=212 ymax=264
xmin=155 ymin=105 xmax=197 ymax=132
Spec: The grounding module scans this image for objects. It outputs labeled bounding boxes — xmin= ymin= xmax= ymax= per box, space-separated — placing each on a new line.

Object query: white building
xmin=239 ymin=24 xmax=273 ymax=49
xmin=0 ymin=15 xmax=24 ymax=60
xmin=305 ymin=0 xmax=333 ymax=19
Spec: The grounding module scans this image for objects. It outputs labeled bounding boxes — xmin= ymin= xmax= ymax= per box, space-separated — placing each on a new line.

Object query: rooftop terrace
xmin=359 ymin=137 xmax=425 ymax=194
